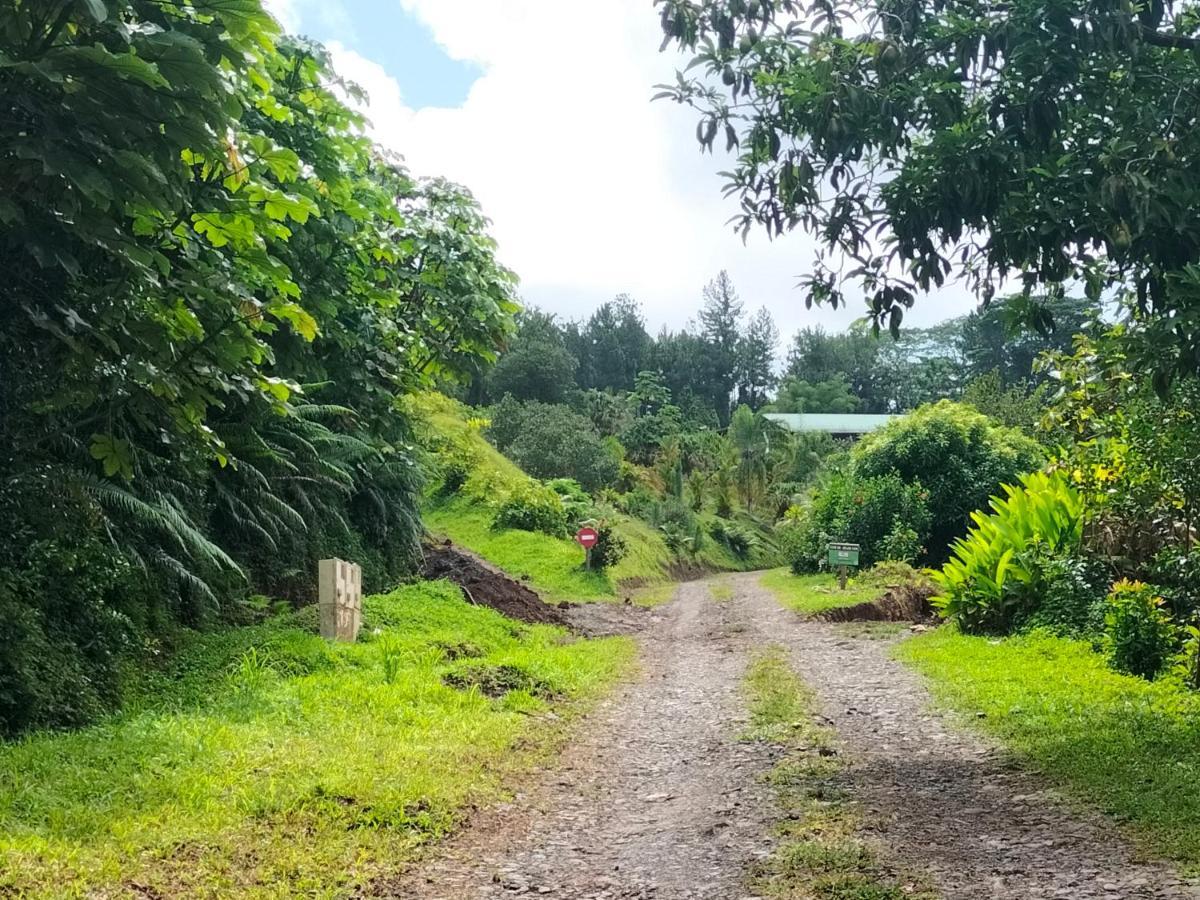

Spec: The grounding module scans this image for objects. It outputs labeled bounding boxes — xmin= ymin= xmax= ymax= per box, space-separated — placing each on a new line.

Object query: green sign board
xmin=827 ymin=542 xmax=861 ymax=567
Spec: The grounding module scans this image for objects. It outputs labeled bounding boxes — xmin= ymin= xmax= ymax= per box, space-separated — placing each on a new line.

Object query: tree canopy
xmin=656 ymin=0 xmax=1200 ymax=380
xmin=0 ymin=0 xmax=517 ymax=732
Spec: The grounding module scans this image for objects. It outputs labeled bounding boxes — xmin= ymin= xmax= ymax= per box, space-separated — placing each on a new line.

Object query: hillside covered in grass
xmin=0 ymin=581 xmax=633 ymax=897
xmin=411 ymin=393 xmax=772 ymax=603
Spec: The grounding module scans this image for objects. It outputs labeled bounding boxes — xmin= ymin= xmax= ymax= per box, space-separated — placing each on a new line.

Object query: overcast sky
xmin=264 ymin=0 xmax=974 ymax=342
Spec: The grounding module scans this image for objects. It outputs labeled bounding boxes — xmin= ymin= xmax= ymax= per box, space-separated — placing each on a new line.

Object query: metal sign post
xmin=575 ymin=526 xmax=599 ymax=569
xmin=826 ymin=542 xmax=861 ymax=590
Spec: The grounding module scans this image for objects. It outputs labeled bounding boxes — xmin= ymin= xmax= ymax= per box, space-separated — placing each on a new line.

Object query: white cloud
xmin=317 ymin=1 xmax=972 ymax=348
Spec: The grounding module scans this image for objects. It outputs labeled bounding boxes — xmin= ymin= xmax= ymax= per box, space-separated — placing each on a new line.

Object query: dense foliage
xmin=780 ymin=401 xmax=1038 ymax=571
xmin=853 ymin=401 xmax=1044 ymax=556
xmin=657 ymin=0 xmax=1200 ymax=380
xmin=931 ymin=471 xmax=1084 ymax=633
xmin=0 ymin=1 xmax=517 ymax=733
xmin=924 ymin=321 xmax=1200 ymax=687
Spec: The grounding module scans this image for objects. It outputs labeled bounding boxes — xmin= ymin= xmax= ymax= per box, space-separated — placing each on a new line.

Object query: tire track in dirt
xmin=731 ymin=572 xmax=1200 ymax=900
xmin=381 ymin=580 xmax=779 ymax=899
xmin=383 ymin=574 xmax=1199 ymax=900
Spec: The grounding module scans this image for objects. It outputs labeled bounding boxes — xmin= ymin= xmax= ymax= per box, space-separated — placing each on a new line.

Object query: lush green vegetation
xmin=0 ymin=580 xmax=633 ymax=897
xmin=0 ymin=0 xmax=518 ymax=734
xmin=918 ymin=327 xmax=1200 ymax=692
xmin=424 ymin=497 xmax=659 ymax=602
xmin=744 ymin=646 xmax=934 ymax=899
xmin=414 ymin=391 xmax=771 ymax=601
xmin=899 ymin=628 xmax=1200 ymax=870
xmin=778 ymin=401 xmax=1042 ymax=573
xmin=658 ymin=1 xmax=1200 ymax=383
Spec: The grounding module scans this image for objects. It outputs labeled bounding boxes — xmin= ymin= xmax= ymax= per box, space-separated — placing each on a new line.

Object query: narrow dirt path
xmin=386 ymin=574 xmax=1199 ymax=900
xmin=729 ymin=572 xmax=1199 ymax=900
xmin=385 ymin=580 xmax=779 ymax=899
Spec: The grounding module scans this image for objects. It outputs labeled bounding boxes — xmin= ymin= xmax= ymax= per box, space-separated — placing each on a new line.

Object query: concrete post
xmin=318 ymin=558 xmax=362 ymax=642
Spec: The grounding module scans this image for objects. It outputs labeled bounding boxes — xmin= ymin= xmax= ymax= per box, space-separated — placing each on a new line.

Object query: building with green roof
xmin=762 ymin=413 xmax=898 ymax=437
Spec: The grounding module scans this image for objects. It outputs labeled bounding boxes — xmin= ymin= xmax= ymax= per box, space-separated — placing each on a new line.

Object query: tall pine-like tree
xmin=698 ymin=271 xmax=744 ymax=424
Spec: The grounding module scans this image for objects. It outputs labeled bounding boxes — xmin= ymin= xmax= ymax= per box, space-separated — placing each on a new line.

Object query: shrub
xmin=853 ymin=400 xmax=1043 ymax=561
xmin=618 ymin=486 xmax=659 ymax=521
xmin=436 ymin=437 xmax=477 ymax=495
xmin=1023 ymin=552 xmax=1109 ymax=636
xmin=1149 ymin=546 xmax=1200 ymax=622
xmin=0 ymin=532 xmax=152 ymax=735
xmin=661 ymin=520 xmax=705 ymax=556
xmin=709 ymin=519 xmax=761 ymax=561
xmin=931 ymin=470 xmax=1083 ymax=633
xmin=783 ymin=471 xmax=932 ymax=573
xmin=492 ymin=486 xmax=568 ymax=537
xmin=547 ymin=478 xmax=594 ymax=526
xmin=589 ymin=523 xmax=628 ymax=570
xmin=878 ymin=521 xmax=924 ymax=565
xmin=1105 ymin=579 xmax=1178 ymax=680
xmin=487 ymin=400 xmax=621 ymax=492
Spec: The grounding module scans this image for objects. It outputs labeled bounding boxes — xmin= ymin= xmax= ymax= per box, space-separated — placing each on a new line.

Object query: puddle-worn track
xmin=383 ymin=574 xmax=1199 ymax=900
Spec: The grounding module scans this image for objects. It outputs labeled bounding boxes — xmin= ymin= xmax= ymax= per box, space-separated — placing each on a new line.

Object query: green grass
xmin=898 ymin=627 xmax=1200 ymax=872
xmin=0 ymin=581 xmax=635 ymax=898
xmin=629 ymin=582 xmax=679 ymax=607
xmin=759 ymin=569 xmax=887 ymax=616
xmin=413 ymin=392 xmax=781 ymax=602
xmin=742 ymin=647 xmax=934 ymax=899
xmin=413 ymin=392 xmax=679 ymax=602
xmin=424 ymin=497 xmax=677 ymax=601
xmin=709 ymin=578 xmax=734 ymax=602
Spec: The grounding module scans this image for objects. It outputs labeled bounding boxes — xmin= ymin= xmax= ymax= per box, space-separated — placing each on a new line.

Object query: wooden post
xmin=318 ymin=558 xmax=362 ymax=642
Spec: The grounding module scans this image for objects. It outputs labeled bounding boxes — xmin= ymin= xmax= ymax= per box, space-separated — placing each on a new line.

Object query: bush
xmin=878 ymin=520 xmax=924 ymax=565
xmin=1149 ymin=546 xmax=1200 ymax=622
xmin=1023 ymin=552 xmax=1109 ymax=636
xmin=783 ymin=471 xmax=932 ymax=573
xmin=931 ymin=470 xmax=1083 ymax=633
xmin=618 ymin=486 xmax=659 ymax=521
xmin=547 ymin=479 xmax=594 ymax=527
xmin=709 ymin=519 xmax=762 ymax=561
xmin=0 ymin=531 xmax=152 ymax=735
xmin=853 ymin=400 xmax=1043 ymax=560
xmin=589 ymin=523 xmax=628 ymax=570
xmin=435 ymin=437 xmax=477 ymax=495
xmin=487 ymin=400 xmax=621 ymax=492
xmin=1105 ymin=579 xmax=1178 ymax=680
xmin=492 ymin=486 xmax=568 ymax=537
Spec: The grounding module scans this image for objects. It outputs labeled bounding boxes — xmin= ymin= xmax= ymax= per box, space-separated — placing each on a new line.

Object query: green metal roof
xmin=762 ymin=413 xmax=898 ymax=435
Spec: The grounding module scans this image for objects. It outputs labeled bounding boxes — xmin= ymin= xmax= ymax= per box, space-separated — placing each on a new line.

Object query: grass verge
xmin=0 ymin=580 xmax=635 ymax=898
xmin=759 ymin=569 xmax=887 ymax=616
xmin=897 ymin=627 xmax=1200 ymax=873
xmin=709 ymin=577 xmax=734 ymax=602
xmin=742 ymin=646 xmax=934 ymax=899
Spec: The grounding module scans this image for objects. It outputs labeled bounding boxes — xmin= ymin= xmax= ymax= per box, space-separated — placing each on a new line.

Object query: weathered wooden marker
xmin=318 ymin=558 xmax=362 ymax=642
xmin=827 ymin=542 xmax=860 ymax=590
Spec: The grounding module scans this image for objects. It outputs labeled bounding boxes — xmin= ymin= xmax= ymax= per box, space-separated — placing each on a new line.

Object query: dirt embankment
xmin=420 ymin=540 xmax=569 ymax=626
xmin=814 ymin=580 xmax=937 ymax=623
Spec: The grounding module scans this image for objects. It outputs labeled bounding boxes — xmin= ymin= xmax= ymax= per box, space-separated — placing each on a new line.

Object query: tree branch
xmin=1140 ymin=26 xmax=1200 ymax=50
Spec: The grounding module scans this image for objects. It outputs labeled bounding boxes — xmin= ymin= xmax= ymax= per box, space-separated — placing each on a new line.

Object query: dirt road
xmin=385 ymin=574 xmax=1198 ymax=900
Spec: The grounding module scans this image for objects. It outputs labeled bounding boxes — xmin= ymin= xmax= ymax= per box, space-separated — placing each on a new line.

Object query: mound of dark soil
xmin=420 ymin=540 xmax=569 ymax=627
xmin=443 ymin=662 xmax=558 ymax=699
xmin=815 ymin=581 xmax=938 ymax=623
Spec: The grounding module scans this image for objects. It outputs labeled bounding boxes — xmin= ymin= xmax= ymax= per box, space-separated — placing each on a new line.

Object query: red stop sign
xmin=575 ymin=527 xmax=599 ymax=549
